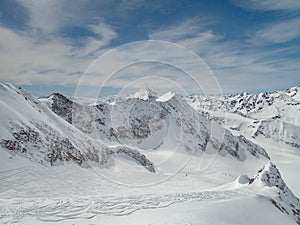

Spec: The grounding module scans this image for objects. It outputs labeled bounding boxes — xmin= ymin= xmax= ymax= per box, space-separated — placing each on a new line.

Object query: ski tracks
xmin=0 ymin=188 xmax=253 ymax=224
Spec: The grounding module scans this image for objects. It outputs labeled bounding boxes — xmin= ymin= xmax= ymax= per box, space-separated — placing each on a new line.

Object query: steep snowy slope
xmin=0 ymin=83 xmax=155 ymax=172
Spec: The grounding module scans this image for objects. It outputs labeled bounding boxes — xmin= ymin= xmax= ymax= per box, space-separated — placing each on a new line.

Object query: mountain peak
xmin=128 ymin=87 xmax=157 ymax=101
xmin=48 ymin=92 xmax=69 ymax=100
xmin=285 ymin=86 xmax=300 ymax=101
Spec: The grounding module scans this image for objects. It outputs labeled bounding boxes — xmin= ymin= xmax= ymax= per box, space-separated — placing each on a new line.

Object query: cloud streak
xmin=253 ymin=17 xmax=300 ymax=44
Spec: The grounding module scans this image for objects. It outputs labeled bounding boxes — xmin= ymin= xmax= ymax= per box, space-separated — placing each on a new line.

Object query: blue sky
xmin=0 ymin=0 xmax=300 ymax=97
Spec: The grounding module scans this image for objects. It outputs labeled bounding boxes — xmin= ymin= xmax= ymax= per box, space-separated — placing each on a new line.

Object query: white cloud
xmin=1 ymin=1 xmax=299 ymax=95
xmin=150 ymin=19 xmax=203 ymax=41
xmin=253 ymin=17 xmax=300 ymax=44
xmin=0 ymin=25 xmax=78 ymax=84
xmin=78 ymin=23 xmax=118 ymax=57
xmin=149 ymin=18 xmax=222 ymax=56
xmin=16 ymin=0 xmax=69 ymax=34
xmin=0 ymin=19 xmax=117 ymax=85
xmin=0 ymin=0 xmax=121 ymax=88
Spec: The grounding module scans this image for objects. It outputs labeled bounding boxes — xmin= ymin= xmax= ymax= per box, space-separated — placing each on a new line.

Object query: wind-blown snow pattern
xmin=1 ymin=84 xmax=299 ymax=224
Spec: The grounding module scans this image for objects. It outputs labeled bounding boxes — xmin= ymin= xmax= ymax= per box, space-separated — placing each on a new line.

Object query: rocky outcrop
xmin=49 ymin=93 xmax=74 ymax=123
xmin=249 ymin=162 xmax=300 ymax=224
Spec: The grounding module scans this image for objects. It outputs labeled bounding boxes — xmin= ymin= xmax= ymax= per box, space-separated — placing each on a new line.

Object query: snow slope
xmin=1 ymin=158 xmax=298 ymax=225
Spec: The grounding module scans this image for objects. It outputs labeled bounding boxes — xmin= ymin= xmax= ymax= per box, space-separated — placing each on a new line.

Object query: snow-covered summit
xmin=250 ymin=162 xmax=290 ymax=187
xmin=189 ymin=86 xmax=300 ymax=117
xmin=127 ymin=87 xmax=157 ymax=101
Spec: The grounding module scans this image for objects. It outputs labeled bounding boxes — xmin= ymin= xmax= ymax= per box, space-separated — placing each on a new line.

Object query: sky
xmin=0 ymin=0 xmax=300 ymax=97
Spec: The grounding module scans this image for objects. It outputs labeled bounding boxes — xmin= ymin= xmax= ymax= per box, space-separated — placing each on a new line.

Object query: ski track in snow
xmin=1 ymin=185 xmax=252 ymax=224
xmin=0 ymin=166 xmax=254 ymax=224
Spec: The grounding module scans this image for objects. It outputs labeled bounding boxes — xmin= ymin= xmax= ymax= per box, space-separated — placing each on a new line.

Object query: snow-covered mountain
xmin=0 ymin=83 xmax=155 ymax=172
xmin=0 ymin=82 xmax=273 ymax=175
xmin=1 ymin=83 xmax=300 ymax=225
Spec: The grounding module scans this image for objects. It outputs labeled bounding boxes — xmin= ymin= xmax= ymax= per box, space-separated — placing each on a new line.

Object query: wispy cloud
xmin=253 ymin=17 xmax=300 ymax=44
xmin=0 ymin=0 xmax=299 ymax=96
xmin=78 ymin=23 xmax=118 ymax=57
xmin=76 ymin=40 xmax=223 ymax=96
xmin=148 ymin=18 xmax=300 ymax=93
xmin=149 ymin=18 xmax=214 ymax=42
